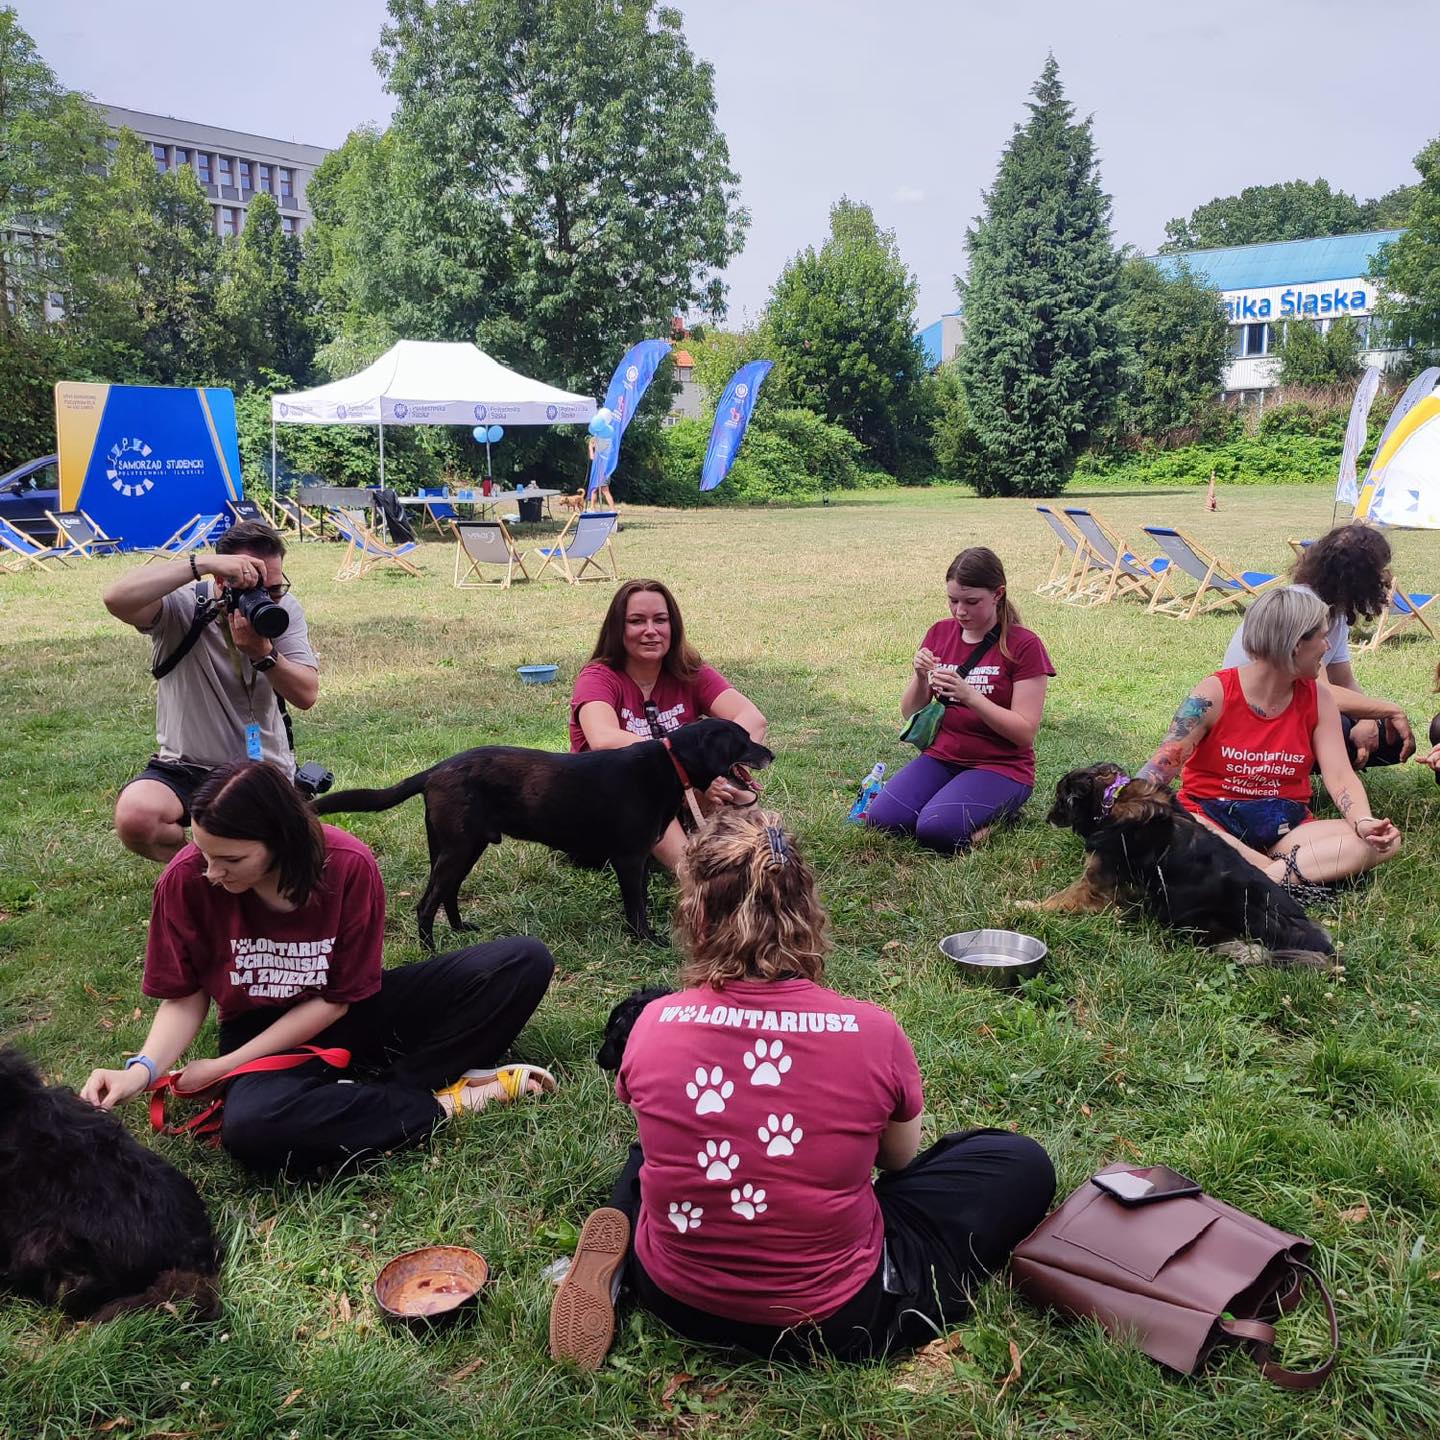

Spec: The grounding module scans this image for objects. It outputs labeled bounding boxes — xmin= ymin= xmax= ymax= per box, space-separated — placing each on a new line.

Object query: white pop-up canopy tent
xmin=269 ymin=339 xmax=596 ymax=491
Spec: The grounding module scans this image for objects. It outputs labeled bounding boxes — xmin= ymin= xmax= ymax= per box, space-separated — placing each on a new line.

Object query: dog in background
xmin=597 ymin=987 xmax=675 ymax=1071
xmin=1029 ymin=763 xmax=1335 ymax=967
xmin=556 ymin=490 xmax=587 ymax=513
xmin=317 ymin=718 xmax=773 ymax=948
xmin=0 ymin=1047 xmax=221 ymax=1321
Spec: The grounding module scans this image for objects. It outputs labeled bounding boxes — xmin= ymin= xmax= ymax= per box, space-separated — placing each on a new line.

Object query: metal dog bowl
xmin=374 ymin=1245 xmax=489 ymax=1326
xmin=517 ymin=664 xmax=560 ymax=685
xmin=939 ymin=929 xmax=1047 ymax=986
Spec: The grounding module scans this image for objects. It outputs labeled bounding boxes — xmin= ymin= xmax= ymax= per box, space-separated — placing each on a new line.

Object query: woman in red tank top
xmin=1137 ymin=586 xmax=1401 ymax=890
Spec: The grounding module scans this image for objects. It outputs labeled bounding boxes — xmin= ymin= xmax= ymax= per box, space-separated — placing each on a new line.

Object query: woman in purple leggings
xmin=866 ymin=547 xmax=1054 ymax=852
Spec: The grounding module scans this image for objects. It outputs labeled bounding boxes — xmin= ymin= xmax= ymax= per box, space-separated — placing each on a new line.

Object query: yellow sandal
xmin=435 ymin=1064 xmax=558 ymax=1114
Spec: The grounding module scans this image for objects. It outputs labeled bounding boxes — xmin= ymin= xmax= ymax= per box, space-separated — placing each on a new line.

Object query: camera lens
xmin=234 ymin=586 xmax=290 ymax=639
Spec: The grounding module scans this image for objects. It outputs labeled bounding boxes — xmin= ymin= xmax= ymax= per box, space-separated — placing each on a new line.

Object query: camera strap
xmin=151 ymin=582 xmax=217 ymax=681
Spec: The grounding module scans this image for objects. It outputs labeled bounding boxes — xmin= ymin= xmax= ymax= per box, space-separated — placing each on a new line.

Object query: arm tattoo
xmin=1338 ymin=788 xmax=1353 ymax=817
xmin=1138 ymin=694 xmax=1214 ymax=785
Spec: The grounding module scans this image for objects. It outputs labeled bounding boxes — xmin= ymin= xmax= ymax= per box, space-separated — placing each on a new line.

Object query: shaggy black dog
xmin=0 ymin=1048 xmax=221 ymax=1321
xmin=1031 ymin=763 xmax=1335 ymax=966
xmin=317 ymin=718 xmax=773 ymax=948
xmin=596 ymin=987 xmax=675 ymax=1072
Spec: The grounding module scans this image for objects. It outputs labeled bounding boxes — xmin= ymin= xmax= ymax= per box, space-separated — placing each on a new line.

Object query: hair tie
xmin=765 ymin=825 xmax=790 ymax=868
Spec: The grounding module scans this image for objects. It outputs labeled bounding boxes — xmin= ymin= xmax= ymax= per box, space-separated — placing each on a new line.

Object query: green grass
xmin=2 ymin=485 xmax=1438 ymax=1439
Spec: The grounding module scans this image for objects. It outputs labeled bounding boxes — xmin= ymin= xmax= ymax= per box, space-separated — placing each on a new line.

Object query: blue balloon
xmin=587 ymin=409 xmax=617 ymax=439
xmin=487 ymin=425 xmax=505 ymax=443
xmin=472 ymin=425 xmax=486 ymax=443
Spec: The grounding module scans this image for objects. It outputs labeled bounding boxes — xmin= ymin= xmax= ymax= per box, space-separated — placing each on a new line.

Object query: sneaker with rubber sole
xmin=548 ymin=1207 xmax=630 ymax=1370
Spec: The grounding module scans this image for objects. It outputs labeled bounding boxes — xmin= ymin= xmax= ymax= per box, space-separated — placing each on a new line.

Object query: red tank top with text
xmin=1179 ymin=668 xmax=1318 ymax=810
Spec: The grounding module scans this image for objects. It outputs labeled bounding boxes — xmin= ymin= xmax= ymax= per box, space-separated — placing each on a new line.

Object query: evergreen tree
xmin=225 ymin=192 xmax=313 ymax=384
xmin=959 ymin=56 xmax=1123 ymax=497
xmin=1272 ymin=315 xmax=1363 ymax=387
xmin=1116 ymin=256 xmax=1229 ymax=436
xmin=1371 ymin=137 xmax=1440 ymax=371
xmin=767 ymin=197 xmax=926 ymax=472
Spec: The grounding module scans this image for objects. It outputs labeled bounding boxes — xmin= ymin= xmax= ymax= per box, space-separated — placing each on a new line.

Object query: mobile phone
xmin=1091 ymin=1165 xmax=1201 ymax=1206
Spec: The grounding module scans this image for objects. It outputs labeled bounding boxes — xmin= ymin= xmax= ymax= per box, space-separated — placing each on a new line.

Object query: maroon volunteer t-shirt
xmin=922 ymin=622 xmax=1055 ymax=784
xmin=617 ymin=979 xmax=924 ymax=1326
xmin=569 ymin=661 xmax=734 ymax=752
xmin=143 ymin=825 xmax=385 ymax=1023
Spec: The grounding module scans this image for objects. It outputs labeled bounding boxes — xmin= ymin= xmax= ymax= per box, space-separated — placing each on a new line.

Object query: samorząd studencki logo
xmin=107 ymin=435 xmax=205 ymax=497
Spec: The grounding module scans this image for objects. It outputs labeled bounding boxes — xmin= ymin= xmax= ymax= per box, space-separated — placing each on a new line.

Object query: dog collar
xmin=661 ymin=736 xmax=693 ymax=789
xmin=1099 ymin=773 xmax=1132 ymax=815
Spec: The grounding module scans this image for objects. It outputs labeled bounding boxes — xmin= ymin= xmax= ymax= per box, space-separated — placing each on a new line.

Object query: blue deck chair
xmin=0 ymin=516 xmax=71 ymax=572
xmin=1288 ymin=535 xmax=1436 ymax=650
xmin=1034 ymin=506 xmax=1097 ymax=598
xmin=418 ymin=487 xmax=461 ymax=537
xmin=531 ymin=509 xmax=619 ymax=584
xmin=227 ymin=497 xmax=274 ymax=527
xmin=1063 ymin=507 xmax=1170 ymax=607
xmin=140 ymin=513 xmax=222 ymax=564
xmin=46 ymin=509 xmax=122 ymax=557
xmin=330 ymin=507 xmax=421 ymax=581
xmin=1141 ymin=526 xmax=1279 ymax=620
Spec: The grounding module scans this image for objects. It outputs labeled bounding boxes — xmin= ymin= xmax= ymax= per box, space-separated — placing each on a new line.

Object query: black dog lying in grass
xmin=1027 ymin=763 xmax=1335 ymax=968
xmin=0 ymin=1048 xmax=221 ymax=1321
xmin=317 ymin=719 xmax=773 ymax=948
xmin=597 ymin=987 xmax=675 ymax=1071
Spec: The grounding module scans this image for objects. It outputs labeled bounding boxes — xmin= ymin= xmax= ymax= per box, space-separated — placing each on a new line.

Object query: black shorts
xmin=123 ymin=757 xmax=213 ymax=824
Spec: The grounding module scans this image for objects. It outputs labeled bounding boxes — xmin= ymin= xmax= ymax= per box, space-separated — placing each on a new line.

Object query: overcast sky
xmin=19 ymin=0 xmax=1440 ymax=327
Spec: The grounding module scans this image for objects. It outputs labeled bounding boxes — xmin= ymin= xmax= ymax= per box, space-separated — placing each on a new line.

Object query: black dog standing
xmin=0 ymin=1048 xmax=220 ymax=1321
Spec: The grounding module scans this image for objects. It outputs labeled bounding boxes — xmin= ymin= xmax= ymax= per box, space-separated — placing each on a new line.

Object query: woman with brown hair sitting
xmin=548 ymin=808 xmax=1054 ymax=1369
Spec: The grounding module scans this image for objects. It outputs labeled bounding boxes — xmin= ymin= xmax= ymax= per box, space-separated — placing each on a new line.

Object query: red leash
xmin=148 ymin=1045 xmax=351 ymax=1144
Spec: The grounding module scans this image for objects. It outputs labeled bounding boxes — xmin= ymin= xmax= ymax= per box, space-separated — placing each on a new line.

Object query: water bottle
xmin=847 ymin=763 xmax=886 ymax=823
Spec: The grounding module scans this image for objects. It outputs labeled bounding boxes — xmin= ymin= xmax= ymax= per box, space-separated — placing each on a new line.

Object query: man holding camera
xmin=105 ymin=521 xmax=320 ymax=862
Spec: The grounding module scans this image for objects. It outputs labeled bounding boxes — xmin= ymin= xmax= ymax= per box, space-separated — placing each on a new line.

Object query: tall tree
xmin=766 ymin=197 xmax=926 ymax=472
xmin=1272 ymin=314 xmax=1363 ymax=386
xmin=1371 ymin=138 xmax=1440 ymax=370
xmin=1117 ymin=256 xmax=1229 ymax=436
xmin=0 ymin=7 xmax=107 ymax=326
xmin=1161 ymin=178 xmax=1408 ymax=253
xmin=364 ymin=0 xmax=748 ymax=395
xmin=62 ymin=130 xmax=226 ymax=384
xmin=959 ymin=56 xmax=1124 ymax=497
xmin=224 ymin=192 xmax=313 ymax=384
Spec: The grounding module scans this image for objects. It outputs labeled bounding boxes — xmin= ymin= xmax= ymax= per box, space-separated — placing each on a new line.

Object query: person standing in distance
xmin=105 ymin=520 xmax=319 ymax=863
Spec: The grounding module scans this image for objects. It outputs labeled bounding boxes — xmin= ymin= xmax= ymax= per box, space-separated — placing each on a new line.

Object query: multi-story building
xmin=103 ymin=105 xmax=329 ymax=239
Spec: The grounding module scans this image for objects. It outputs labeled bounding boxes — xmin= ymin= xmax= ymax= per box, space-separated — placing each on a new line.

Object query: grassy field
xmin=1 ymin=484 xmax=1438 ymax=1440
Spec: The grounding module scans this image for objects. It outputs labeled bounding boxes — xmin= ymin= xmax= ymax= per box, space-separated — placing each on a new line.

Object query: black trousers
xmin=215 ymin=938 xmax=554 ymax=1174
xmin=610 ymin=1127 xmax=1055 ymax=1362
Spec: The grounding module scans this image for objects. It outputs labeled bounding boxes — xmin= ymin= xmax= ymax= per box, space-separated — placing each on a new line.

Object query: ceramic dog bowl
xmin=517 ymin=664 xmax=559 ymax=685
xmin=374 ymin=1245 xmax=489 ymax=1326
xmin=939 ymin=929 xmax=1047 ymax=986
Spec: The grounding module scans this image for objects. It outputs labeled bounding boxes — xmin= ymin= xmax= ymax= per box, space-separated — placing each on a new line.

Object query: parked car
xmin=0 ymin=455 xmax=60 ymax=542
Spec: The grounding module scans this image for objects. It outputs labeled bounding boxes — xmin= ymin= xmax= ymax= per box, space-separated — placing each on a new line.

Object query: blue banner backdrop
xmin=700 ymin=360 xmax=772 ymax=492
xmin=587 ymin=338 xmax=672 ymax=496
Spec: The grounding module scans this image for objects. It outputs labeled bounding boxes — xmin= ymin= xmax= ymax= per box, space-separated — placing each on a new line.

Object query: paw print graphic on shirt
xmin=668 ymin=1201 xmax=703 ymax=1234
xmin=742 ymin=1038 xmax=792 ymax=1087
xmin=677 ymin=1004 xmax=699 ymax=1022
xmin=697 ymin=1139 xmax=740 ymax=1181
xmin=730 ymin=1184 xmax=768 ymax=1220
xmin=685 ymin=1065 xmax=734 ymax=1116
xmin=757 ymin=1112 xmax=804 ymax=1157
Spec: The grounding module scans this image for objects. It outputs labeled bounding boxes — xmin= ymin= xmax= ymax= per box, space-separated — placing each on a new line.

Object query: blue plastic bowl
xmin=517 ymin=664 xmax=559 ymax=685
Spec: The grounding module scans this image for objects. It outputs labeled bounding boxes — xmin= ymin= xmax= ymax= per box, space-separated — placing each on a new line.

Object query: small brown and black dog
xmin=317 ymin=718 xmax=773 ymax=948
xmin=1028 ymin=763 xmax=1334 ymax=966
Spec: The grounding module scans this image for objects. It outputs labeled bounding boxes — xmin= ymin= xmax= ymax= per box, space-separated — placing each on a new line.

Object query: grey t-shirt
xmin=1222 ymin=583 xmax=1350 ymax=670
xmin=142 ymin=584 xmax=318 ymax=776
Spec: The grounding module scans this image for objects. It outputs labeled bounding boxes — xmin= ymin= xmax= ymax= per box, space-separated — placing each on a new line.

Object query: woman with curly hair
xmin=548 ymin=809 xmax=1054 ymax=1369
xmin=1221 ymin=524 xmax=1415 ymax=769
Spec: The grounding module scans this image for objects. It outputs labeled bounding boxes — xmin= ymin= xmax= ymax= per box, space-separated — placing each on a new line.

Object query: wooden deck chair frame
xmin=1063 ymin=507 xmax=1168 ymax=607
xmin=417 ymin=489 xmax=460 ymax=538
xmin=453 ymin=518 xmax=529 ymax=589
xmin=530 ymin=509 xmax=620 ymax=585
xmin=1142 ymin=525 xmax=1277 ymax=621
xmin=331 ymin=507 xmax=421 ymax=582
xmin=46 ymin=509 xmax=122 ymax=557
xmin=1034 ymin=506 xmax=1094 ymax=598
xmin=0 ymin=517 xmax=70 ymax=572
xmin=1360 ymin=580 xmax=1439 ymax=651
xmin=140 ymin=513 xmax=221 ymax=564
xmin=273 ymin=495 xmax=322 ymax=538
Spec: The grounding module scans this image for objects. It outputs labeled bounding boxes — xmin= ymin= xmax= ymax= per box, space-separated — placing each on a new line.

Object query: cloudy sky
xmin=20 ymin=0 xmax=1439 ymax=327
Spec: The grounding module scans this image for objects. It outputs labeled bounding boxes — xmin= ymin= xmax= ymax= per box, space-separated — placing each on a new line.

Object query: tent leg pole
xmin=270 ymin=417 xmax=277 ymax=520
xmin=379 ymin=421 xmax=385 ymax=488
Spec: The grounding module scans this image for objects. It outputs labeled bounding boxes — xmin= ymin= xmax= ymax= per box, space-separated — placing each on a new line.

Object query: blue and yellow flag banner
xmin=700 ymin=361 xmax=772 ymax=493
xmin=55 ymin=382 xmax=242 ymax=548
xmin=587 ymin=339 xmax=672 ymax=496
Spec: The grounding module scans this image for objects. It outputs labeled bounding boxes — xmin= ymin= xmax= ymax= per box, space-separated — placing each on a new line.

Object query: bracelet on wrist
xmin=189 ymin=554 xmax=201 ymax=582
xmin=123 ymin=1054 xmax=159 ymax=1087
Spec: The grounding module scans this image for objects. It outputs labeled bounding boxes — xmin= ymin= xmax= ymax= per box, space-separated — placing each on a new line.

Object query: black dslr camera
xmin=293 ymin=761 xmax=334 ymax=799
xmin=223 ymin=584 xmax=289 ymax=639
